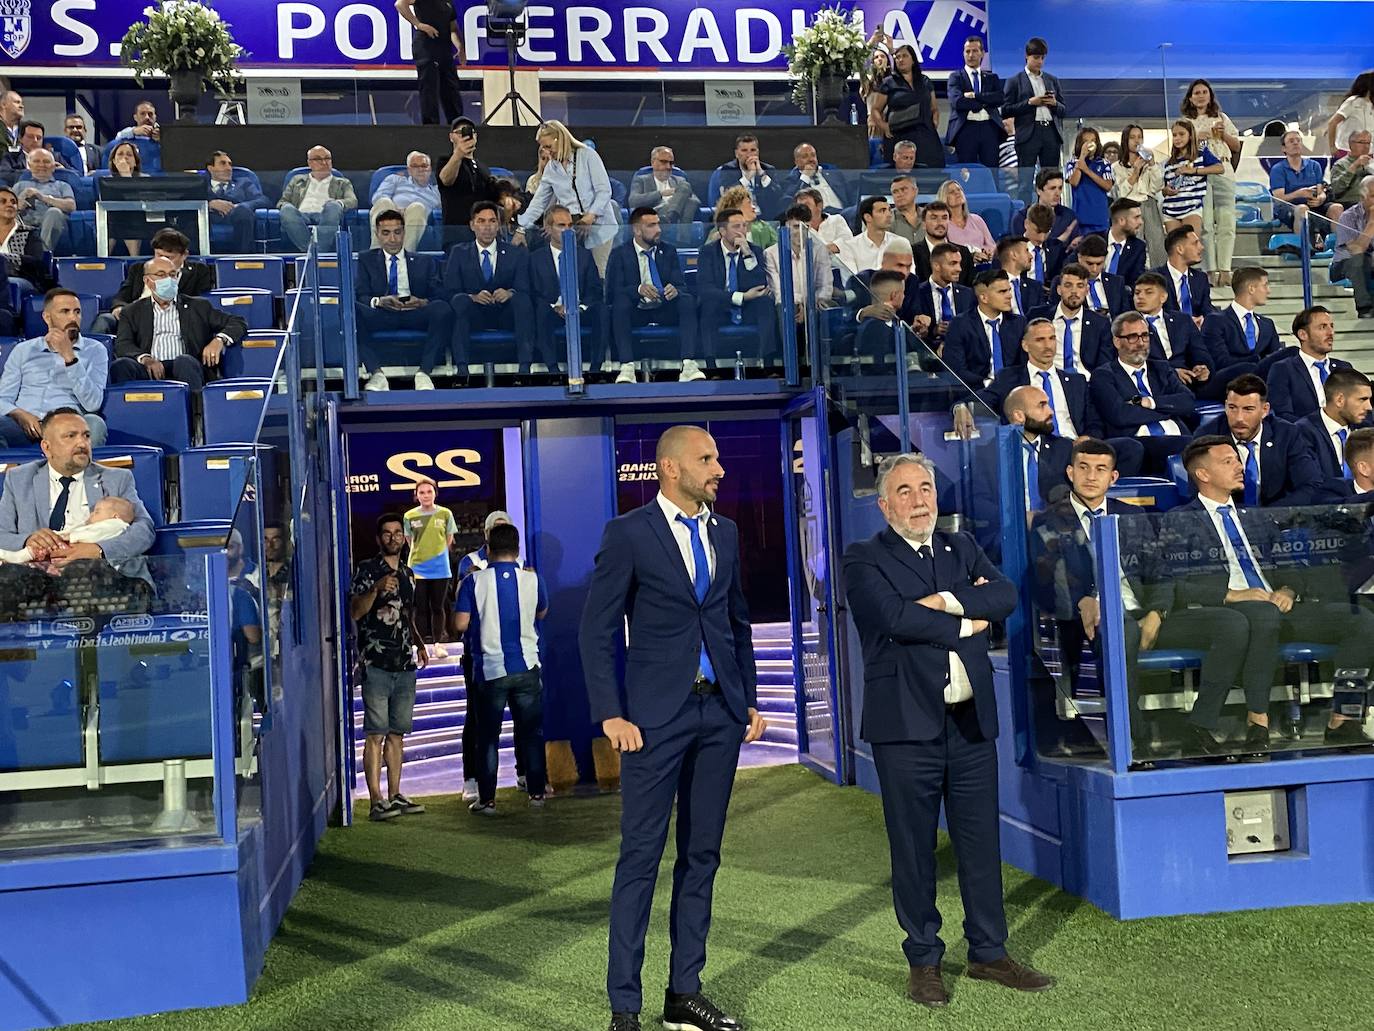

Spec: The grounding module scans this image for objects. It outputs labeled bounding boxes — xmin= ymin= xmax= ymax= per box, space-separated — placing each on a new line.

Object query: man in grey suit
xmin=626 ymin=146 xmax=700 ymax=225
xmin=0 ymin=409 xmax=155 ymax=617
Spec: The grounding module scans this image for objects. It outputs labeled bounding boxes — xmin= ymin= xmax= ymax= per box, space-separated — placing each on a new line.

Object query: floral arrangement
xmin=782 ymin=7 xmax=871 ymax=106
xmin=119 ymin=0 xmax=246 ymax=96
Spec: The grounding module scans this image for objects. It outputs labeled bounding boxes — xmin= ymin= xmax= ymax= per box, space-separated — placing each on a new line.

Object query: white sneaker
xmin=364 ymin=371 xmax=389 ymax=391
xmin=516 ymin=775 xmax=527 ymax=792
xmin=413 ymin=371 xmax=435 ymax=390
xmin=679 ymin=358 xmax=706 ymax=382
xmin=614 ymin=364 xmax=637 ymax=384
xmin=463 ymin=778 xmax=479 ymax=802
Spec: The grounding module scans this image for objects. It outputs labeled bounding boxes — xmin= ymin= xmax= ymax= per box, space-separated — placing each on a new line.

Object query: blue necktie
xmin=1083 ymin=506 xmax=1104 ymax=538
xmin=1089 ymin=279 xmax=1104 ymax=310
xmin=1315 ymin=359 xmax=1329 ymax=385
xmin=972 ymin=70 xmax=980 ymax=94
xmin=1217 ymin=504 xmax=1265 ymax=590
xmin=387 ymin=254 xmax=399 ymax=295
xmin=940 ymin=287 xmax=954 ymax=323
xmin=644 ymin=249 xmax=663 ymax=291
xmin=1146 ymin=315 xmax=1163 ymax=356
xmin=987 ymin=318 xmax=1002 ymax=372
xmin=1109 ymin=242 xmax=1122 ymax=274
xmin=1025 ymin=441 xmax=1043 ymax=508
xmin=727 ymin=251 xmax=742 ymax=324
xmin=1040 ymin=370 xmax=1060 ymax=434
xmin=1241 ymin=441 xmax=1260 ymax=506
xmin=50 ymin=476 xmax=73 ymax=531
xmin=1338 ymin=427 xmax=1350 ymax=478
xmin=1244 ymin=311 xmax=1257 ymax=351
xmin=1033 ymin=245 xmax=1044 ymax=281
xmin=675 ymin=514 xmax=716 ymax=683
xmin=1134 ymin=368 xmax=1164 ymax=436
xmin=1011 ymin=278 xmax=1022 ymax=314
xmin=1178 ymin=273 xmax=1193 ymax=316
xmin=480 ymin=247 xmax=493 ymax=285
xmin=1062 ymin=316 xmax=1075 ymax=371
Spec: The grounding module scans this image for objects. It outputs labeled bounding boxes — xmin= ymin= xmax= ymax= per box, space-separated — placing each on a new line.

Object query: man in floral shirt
xmin=350 ymin=514 xmax=429 ymax=821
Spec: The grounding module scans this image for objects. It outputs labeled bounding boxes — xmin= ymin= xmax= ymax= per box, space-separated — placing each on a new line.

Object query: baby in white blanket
xmin=0 ymin=496 xmax=136 ymax=566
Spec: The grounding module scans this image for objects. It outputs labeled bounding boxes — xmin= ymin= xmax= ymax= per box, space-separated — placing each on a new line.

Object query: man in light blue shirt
xmin=452 ymin=521 xmax=548 ymax=813
xmin=0 ymin=288 xmax=107 ymax=448
xmin=370 ymin=151 xmax=441 ymax=251
xmin=15 ymin=149 xmax=74 ymax=253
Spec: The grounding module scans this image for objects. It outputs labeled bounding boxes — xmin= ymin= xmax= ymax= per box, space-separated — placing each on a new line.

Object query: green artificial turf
xmin=84 ymin=765 xmax=1374 ymax=1031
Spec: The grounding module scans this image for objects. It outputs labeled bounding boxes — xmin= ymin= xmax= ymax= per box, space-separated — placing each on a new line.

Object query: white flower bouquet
xmin=119 ymin=0 xmax=246 ymax=96
xmin=782 ymin=7 xmax=870 ymax=107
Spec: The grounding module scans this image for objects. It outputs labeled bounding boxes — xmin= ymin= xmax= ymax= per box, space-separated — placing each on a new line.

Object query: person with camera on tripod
xmin=397 ymin=0 xmax=465 ymax=126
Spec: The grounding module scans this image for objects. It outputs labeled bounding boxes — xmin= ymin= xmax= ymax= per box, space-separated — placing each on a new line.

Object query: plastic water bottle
xmin=734 ymin=350 xmax=745 ymax=380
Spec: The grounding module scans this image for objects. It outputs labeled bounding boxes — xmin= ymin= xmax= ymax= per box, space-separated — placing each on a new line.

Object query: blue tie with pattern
xmin=480 ymin=247 xmax=494 ymax=285
xmin=727 ymin=251 xmax=742 ymax=324
xmin=387 ymin=254 xmax=399 ymax=295
xmin=675 ymin=514 xmax=716 ymax=683
xmin=1134 ymin=368 xmax=1164 ymax=436
xmin=1241 ymin=441 xmax=1260 ymax=506
xmin=1244 ymin=311 xmax=1257 ymax=351
xmin=940 ymin=286 xmax=954 ymax=323
xmin=1040 ymin=370 xmax=1060 ymax=434
xmin=1178 ymin=273 xmax=1193 ymax=316
xmin=1217 ymin=505 xmax=1265 ymax=589
xmin=1315 ymin=359 xmax=1329 ymax=385
xmin=1089 ymin=279 xmax=1104 ymax=310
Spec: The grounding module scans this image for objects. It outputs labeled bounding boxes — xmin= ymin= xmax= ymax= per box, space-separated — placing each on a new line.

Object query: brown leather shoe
xmin=907 ymin=965 xmax=948 ymax=1008
xmin=966 ymin=956 xmax=1055 ymax=992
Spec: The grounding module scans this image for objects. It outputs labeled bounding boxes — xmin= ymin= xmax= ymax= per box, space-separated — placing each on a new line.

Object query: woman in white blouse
xmin=1180 ymin=79 xmax=1241 ymax=287
xmin=1327 ymin=71 xmax=1374 ymax=158
xmin=1111 ymin=123 xmax=1166 ymax=265
xmin=513 ymin=120 xmax=620 ymax=276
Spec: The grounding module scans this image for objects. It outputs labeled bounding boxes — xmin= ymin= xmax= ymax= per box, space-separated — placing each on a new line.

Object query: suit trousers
xmin=954 ymin=121 xmax=1002 ymax=168
xmin=414 ymin=32 xmax=463 ymax=126
xmin=608 ymin=690 xmax=743 ymax=1013
xmin=534 ymin=303 xmax=603 ymax=369
xmin=210 ymin=205 xmax=255 ymax=253
xmin=872 ymin=702 xmax=1008 ymax=968
xmin=611 ymin=296 xmax=699 ymax=364
xmin=1016 ymin=123 xmax=1063 ymax=202
xmin=355 ymin=302 xmax=454 ymax=374
xmin=1227 ymin=600 xmax=1374 ymax=715
xmin=109 ymin=354 xmax=206 ymax=391
xmin=697 ymin=294 xmax=778 ymax=362
xmin=1201 ymin=175 xmax=1237 ymax=274
xmin=450 ymin=294 xmax=533 ymax=369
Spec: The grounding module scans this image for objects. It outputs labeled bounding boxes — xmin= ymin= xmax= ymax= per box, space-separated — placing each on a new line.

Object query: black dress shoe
xmin=609 ymin=1013 xmax=641 ymax=1031
xmin=907 ymin=965 xmax=949 ymax=1008
xmin=1240 ymin=722 xmax=1271 ymax=762
xmin=1179 ymin=722 xmax=1227 ymax=759
xmin=1324 ymin=720 xmax=1374 ymax=747
xmin=663 ymin=991 xmax=741 ymax=1031
xmin=966 ymin=955 xmax=1055 ymax=992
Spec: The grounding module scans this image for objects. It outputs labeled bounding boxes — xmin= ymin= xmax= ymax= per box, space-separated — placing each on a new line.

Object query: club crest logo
xmin=0 ymin=0 xmax=31 ymax=61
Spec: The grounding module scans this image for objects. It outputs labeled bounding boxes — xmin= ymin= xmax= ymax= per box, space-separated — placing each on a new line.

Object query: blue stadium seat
xmin=104 ymin=381 xmax=192 ymax=453
xmin=295 ymin=255 xmax=341 ymax=289
xmin=213 ymin=255 xmax=285 ymax=297
xmin=367 ymin=164 xmax=406 ymax=202
xmin=1280 ymin=643 xmax=1337 ymax=664
xmin=92 ymin=445 xmax=166 ymax=526
xmin=1167 ymin=453 xmax=1194 ymax=500
xmin=947 ymin=164 xmax=1000 ymax=194
xmin=24 ymin=292 xmax=99 ymax=337
xmin=0 ymin=621 xmax=83 ymax=772
xmin=150 ymin=519 xmax=232 ymax=557
xmin=1137 ymin=649 xmax=1204 ymax=672
xmin=100 ymin=136 xmax=161 ymax=173
xmin=1195 ymin=403 xmax=1224 ymax=422
xmin=285 ymin=287 xmax=344 ymax=367
xmin=178 ymin=443 xmax=278 ymax=523
xmin=209 ymin=288 xmax=275 ymax=330
xmin=55 ymin=257 xmax=125 ymax=307
xmin=201 ymin=378 xmax=275 ymax=445
xmin=0 ymin=449 xmax=41 ymax=495
xmin=44 ymin=135 xmax=81 ymax=171
xmin=222 ymin=331 xmax=285 ymax=379
xmin=1108 ymin=476 xmax=1181 ymax=512
xmin=96 ymin=614 xmax=212 ymax=763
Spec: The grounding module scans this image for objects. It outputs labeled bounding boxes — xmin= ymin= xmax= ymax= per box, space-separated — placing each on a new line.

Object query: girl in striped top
xmin=1160 ymin=119 xmax=1223 ymax=232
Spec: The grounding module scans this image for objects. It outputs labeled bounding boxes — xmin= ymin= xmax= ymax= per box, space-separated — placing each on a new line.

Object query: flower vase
xmin=169 ymin=69 xmax=206 ymax=124
xmin=814 ymin=71 xmax=848 ymax=126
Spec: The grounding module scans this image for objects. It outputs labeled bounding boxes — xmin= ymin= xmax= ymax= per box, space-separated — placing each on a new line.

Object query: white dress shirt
xmin=963 ymin=66 xmax=990 ymax=121
xmin=1053 ymin=305 xmax=1083 ymax=373
xmin=1229 ymin=300 xmax=1259 ymax=330
xmin=1026 ymin=67 xmax=1052 ymax=123
xmin=1166 ymin=263 xmax=1188 ymax=304
xmin=373 ymin=250 xmax=410 ymax=304
xmin=1301 ymin=351 xmax=1333 ymax=405
xmin=150 ymin=298 xmax=183 ymax=363
xmin=928 ymin=280 xmax=959 ymax=322
xmin=1069 ymin=494 xmax=1141 ymax=612
xmin=298 ymin=174 xmax=335 ymax=215
xmin=841 ymin=230 xmax=896 ymax=273
xmin=796 ymin=169 xmax=844 ymax=211
xmin=1118 ymin=359 xmax=1184 ymax=436
xmin=815 ymin=214 xmax=853 ymax=250
xmin=1142 ymin=310 xmax=1174 ymax=359
xmin=1197 ymin=493 xmax=1272 ymax=592
xmin=1028 ymin=363 xmax=1078 ymax=437
xmin=633 ymin=241 xmax=664 ymax=309
xmin=898 ymin=533 xmax=975 ymax=703
xmin=656 ymin=492 xmax=714 ymax=581
xmin=48 ymin=463 xmax=90 ymax=530
xmin=475 ymin=241 xmax=498 ymax=277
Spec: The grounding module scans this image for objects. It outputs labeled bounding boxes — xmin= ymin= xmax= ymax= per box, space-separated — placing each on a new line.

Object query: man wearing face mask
xmin=0 ymin=288 xmax=108 ymax=447
xmin=109 ymin=255 xmax=246 ymax=391
xmin=92 ymin=228 xmax=216 ymax=335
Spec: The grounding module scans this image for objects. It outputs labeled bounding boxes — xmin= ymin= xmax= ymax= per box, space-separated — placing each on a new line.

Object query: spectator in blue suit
xmin=355 ymin=209 xmax=453 ymax=392
xmin=781 ymin=142 xmax=850 ymax=215
xmin=710 ymin=133 xmax=783 ymax=216
xmin=1027 ymin=262 xmax=1113 ymax=372
xmin=942 ymin=269 xmax=1024 ymax=387
xmin=1298 ymin=369 xmax=1372 ymax=482
xmin=205 ymin=150 xmax=266 ymax=254
xmin=1104 ymin=198 xmax=1148 ymax=287
xmin=1132 ymin=272 xmax=1214 ymax=394
xmin=945 ymin=36 xmax=1005 ymax=167
xmin=604 ymin=207 xmax=702 ymax=384
xmin=1192 ymin=373 xmax=1328 ymax=506
xmin=909 ymin=242 xmax=973 ymax=349
xmin=1201 ymin=267 xmax=1281 ymax=387
xmin=528 ymin=205 xmax=603 ymax=373
xmin=696 ymin=206 xmax=777 ymax=364
xmin=1008 ymin=170 xmax=1077 ymax=246
xmin=1154 ymin=225 xmax=1215 ymax=321
xmin=1089 ymin=311 xmax=1195 ymax=468
xmin=1056 ymin=234 xmax=1128 ymax=317
xmin=1267 ymin=306 xmax=1354 ymax=421
xmin=996 ymin=235 xmax=1048 ymax=315
xmin=1019 ymin=203 xmax=1067 ymax=285
xmin=443 ymin=201 xmax=532 ymax=374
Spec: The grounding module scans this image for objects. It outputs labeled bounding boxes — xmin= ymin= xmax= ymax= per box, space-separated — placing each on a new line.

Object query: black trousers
xmin=413 ymin=577 xmax=449 ymax=644
xmin=450 ymin=294 xmax=533 ymax=369
xmin=355 ymin=302 xmax=454 ymax=374
xmin=953 ymin=121 xmax=1002 ymax=167
xmin=610 ymin=296 xmax=699 ymax=364
xmin=1227 ymin=600 xmax=1374 ymax=715
xmin=414 ymin=32 xmax=463 ymax=126
xmin=1015 ymin=123 xmax=1063 ymax=201
xmin=109 ymin=354 xmax=206 ymax=391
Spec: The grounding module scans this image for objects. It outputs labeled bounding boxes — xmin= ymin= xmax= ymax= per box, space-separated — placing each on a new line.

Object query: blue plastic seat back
xmin=213 ymin=255 xmax=285 ymax=297
xmin=201 ymin=378 xmax=275 ymax=445
xmin=103 ymin=380 xmax=192 ymax=453
xmin=92 ymin=444 xmax=166 ymax=526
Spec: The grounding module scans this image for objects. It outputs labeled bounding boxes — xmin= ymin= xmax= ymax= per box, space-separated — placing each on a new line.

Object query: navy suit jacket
xmin=1050 ymin=272 xmax=1129 ymax=317
xmin=910 ymin=279 xmax=974 ymax=325
xmin=941 ymin=310 xmax=1025 ymax=387
xmin=442 ymin=240 xmax=530 ymax=297
xmin=355 ymin=249 xmax=442 ymax=304
xmin=1152 ymin=263 xmax=1215 ymax=316
xmin=1163 ymin=498 xmax=1295 ymax=608
xmin=1267 ymin=350 xmax=1352 ymax=422
xmin=711 ymin=159 xmax=784 ymax=215
xmin=847 ymin=269 xmax=924 ymax=325
xmin=529 ymin=242 xmax=603 ymax=308
xmin=208 ymin=176 xmax=268 ymax=211
xmin=945 ymin=67 xmax=1006 ymax=146
xmin=1144 ymin=308 xmax=1209 ymax=369
xmin=579 ymin=503 xmax=757 ymax=730
xmin=1025 ymin=304 xmax=1114 ymax=370
xmin=696 ymin=240 xmax=769 ymax=310
xmin=605 ymin=239 xmax=688 ymax=310
xmin=1194 ymin=413 xmax=1327 ymax=506
xmin=981 ymin=364 xmax=1103 ymax=438
xmin=1001 ymin=70 xmax=1066 ymax=143
xmin=781 ymin=167 xmax=853 ymax=210
xmin=1090 ymin=359 xmax=1196 ymax=436
xmin=1011 ymin=209 xmax=1077 ymax=248
xmin=1029 ymin=497 xmax=1156 ymax=620
xmin=1017 ymin=237 xmax=1067 ymax=285
xmin=841 ymin=527 xmax=1016 ymax=743
xmin=1106 ymin=235 xmax=1147 ymax=287
xmin=1297 ymin=410 xmax=1349 ymax=482
xmin=1202 ymin=306 xmax=1282 ymax=366
xmin=912 ymin=239 xmax=976 ymax=287
xmin=1010 ymin=273 xmax=1048 ymax=315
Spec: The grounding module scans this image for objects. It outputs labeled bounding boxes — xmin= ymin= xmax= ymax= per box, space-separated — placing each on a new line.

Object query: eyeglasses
xmin=1114 ymin=332 xmax=1150 ymax=343
xmin=307 ymin=155 xmax=331 ymax=163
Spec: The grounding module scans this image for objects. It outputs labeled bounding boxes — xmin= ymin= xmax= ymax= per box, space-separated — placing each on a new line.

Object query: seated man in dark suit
xmin=911 ymin=202 xmax=975 ymax=286
xmin=1029 ymin=437 xmax=1248 ymax=759
xmin=205 ymin=150 xmax=267 ymax=254
xmin=528 ymin=204 xmax=604 ymax=374
xmin=846 ymin=237 xmax=923 ymax=327
xmin=1168 ymin=436 xmax=1374 ymax=753
xmin=1344 ymin=427 xmax=1374 ymax=500
xmin=604 ymin=206 xmax=702 ymax=384
xmin=1267 ymin=306 xmax=1355 ymax=422
xmin=1089 ymin=311 xmax=1195 ymax=469
xmin=1009 ymin=169 xmax=1078 ymax=246
xmin=1057 ymin=234 xmax=1128 ymax=317
xmin=1132 ymin=272 xmax=1214 ymax=395
xmin=0 ymin=409 xmax=155 ymax=619
xmin=1000 ymin=382 xmax=1074 ymax=509
xmin=1153 ymin=225 xmax=1214 ymax=322
xmin=92 ymin=226 xmax=216 ymax=336
xmin=712 ymin=133 xmax=783 ymax=217
xmin=908 ymin=243 xmax=974 ymax=350
xmin=354 ymin=208 xmax=453 ymax=392
xmin=696 ymin=206 xmax=777 ymax=363
xmin=1020 ymin=203 xmax=1068 ymax=285
xmin=443 ymin=201 xmax=532 ymax=374
xmin=1201 ymin=266 xmax=1281 ymax=388
xmin=1104 ymin=198 xmax=1148 ymax=287
xmin=997 ymin=235 xmax=1048 ymax=316
xmin=1193 ymin=373 xmax=1328 ymax=506
xmin=942 ymin=269 xmax=1024 ymax=387
xmin=782 ymin=142 xmax=850 ymax=214
xmin=853 ymin=270 xmax=913 ymax=363
xmin=109 ymin=255 xmax=246 ymax=391
xmin=1027 ymin=261 xmax=1112 ymax=372
xmin=1298 ymin=368 xmax=1372 ymax=484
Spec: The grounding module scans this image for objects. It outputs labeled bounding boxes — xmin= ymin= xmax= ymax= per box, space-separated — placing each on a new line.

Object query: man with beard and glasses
xmin=580 ymin=424 xmax=765 ymax=1031
xmin=0 ymin=289 xmax=108 ymax=447
xmin=842 ymin=452 xmax=1052 ymax=1008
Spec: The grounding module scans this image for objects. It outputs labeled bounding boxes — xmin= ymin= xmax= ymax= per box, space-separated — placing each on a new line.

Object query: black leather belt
xmin=691 ymin=676 xmax=720 ymax=695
